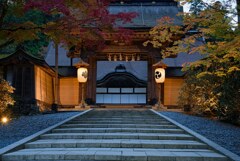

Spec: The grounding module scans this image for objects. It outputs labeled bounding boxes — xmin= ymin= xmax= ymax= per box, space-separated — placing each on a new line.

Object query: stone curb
xmin=0 ymin=109 xmax=92 ymax=161
xmin=150 ymin=109 xmax=240 ymax=161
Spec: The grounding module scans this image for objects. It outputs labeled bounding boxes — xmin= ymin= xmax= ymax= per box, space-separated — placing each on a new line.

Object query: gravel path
xmin=0 ymin=112 xmax=80 ymax=149
xmin=161 ymin=111 xmax=240 ymax=156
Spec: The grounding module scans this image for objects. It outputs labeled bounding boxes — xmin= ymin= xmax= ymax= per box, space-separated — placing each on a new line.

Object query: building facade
xmin=0 ymin=0 xmax=203 ymax=111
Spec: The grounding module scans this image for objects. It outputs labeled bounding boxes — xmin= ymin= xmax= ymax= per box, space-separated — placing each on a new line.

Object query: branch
xmin=1 ymin=26 xmax=45 ymax=32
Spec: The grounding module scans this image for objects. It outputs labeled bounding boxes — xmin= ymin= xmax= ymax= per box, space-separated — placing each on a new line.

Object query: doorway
xmin=96 ymin=61 xmax=148 ymax=104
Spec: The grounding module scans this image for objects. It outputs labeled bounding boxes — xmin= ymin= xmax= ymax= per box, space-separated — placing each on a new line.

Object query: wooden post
xmin=158 ymin=83 xmax=161 ymax=107
xmin=81 ymin=83 xmax=85 ymax=108
xmin=53 ymin=42 xmax=59 ymax=111
xmin=78 ymin=83 xmax=86 ymax=108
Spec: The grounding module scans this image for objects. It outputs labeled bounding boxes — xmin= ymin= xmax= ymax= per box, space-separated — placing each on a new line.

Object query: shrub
xmin=178 ymin=70 xmax=220 ymax=117
xmin=178 ymin=69 xmax=240 ymax=124
xmin=217 ymin=72 xmax=240 ymax=124
xmin=0 ymin=79 xmax=15 ymax=115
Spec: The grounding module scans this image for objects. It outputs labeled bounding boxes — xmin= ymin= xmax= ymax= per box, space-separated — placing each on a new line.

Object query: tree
xmin=27 ymin=0 xmax=137 ymax=107
xmin=0 ymin=0 xmax=137 ymax=52
xmin=145 ymin=0 xmax=240 ymax=123
xmin=1 ymin=0 xmax=137 ymax=108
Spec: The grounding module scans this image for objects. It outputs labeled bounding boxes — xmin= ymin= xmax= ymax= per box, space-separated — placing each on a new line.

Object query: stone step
xmin=3 ymin=148 xmax=228 ymax=161
xmin=1 ymin=109 xmax=231 ymax=161
xmin=61 ymin=124 xmax=177 ymax=129
xmin=82 ymin=114 xmax=156 ymax=116
xmin=67 ymin=121 xmax=172 ymax=125
xmin=72 ymin=119 xmax=166 ymax=122
xmin=41 ymin=133 xmax=195 ymax=140
xmin=81 ymin=115 xmax=156 ymax=117
xmin=73 ymin=118 xmax=165 ymax=121
xmin=78 ymin=117 xmax=161 ymax=119
xmin=52 ymin=128 xmax=185 ymax=134
xmin=80 ymin=117 xmax=160 ymax=120
xmin=25 ymin=139 xmax=208 ymax=149
xmin=82 ymin=113 xmax=155 ymax=116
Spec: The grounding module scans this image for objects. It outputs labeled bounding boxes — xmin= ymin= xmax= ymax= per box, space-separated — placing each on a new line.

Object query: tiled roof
xmin=0 ymin=49 xmax=45 ymax=63
xmin=97 ymin=61 xmax=148 ymax=81
xmin=0 ymin=49 xmax=55 ymax=75
xmin=109 ymin=5 xmax=182 ymax=28
xmin=0 ymin=54 xmax=11 ymax=59
xmin=163 ymin=52 xmax=205 ymax=67
xmin=112 ymin=0 xmax=176 ymax=3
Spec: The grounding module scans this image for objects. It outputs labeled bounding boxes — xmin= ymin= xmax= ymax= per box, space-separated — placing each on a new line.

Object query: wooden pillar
xmin=86 ymin=56 xmax=97 ymax=103
xmin=147 ymin=57 xmax=157 ymax=102
xmin=54 ymin=42 xmax=59 ymax=105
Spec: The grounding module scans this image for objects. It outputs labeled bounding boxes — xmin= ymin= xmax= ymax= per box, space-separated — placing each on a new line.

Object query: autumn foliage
xmin=146 ymin=0 xmax=240 ymax=124
xmin=0 ymin=79 xmax=15 ymax=114
xmin=0 ymin=0 xmax=137 ymax=53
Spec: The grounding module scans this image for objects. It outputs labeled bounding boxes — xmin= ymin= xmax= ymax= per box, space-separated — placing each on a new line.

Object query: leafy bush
xmin=178 ymin=70 xmax=240 ymax=124
xmin=0 ymin=79 xmax=15 ymax=115
xmin=217 ymin=72 xmax=240 ymax=124
xmin=178 ymin=70 xmax=219 ymax=116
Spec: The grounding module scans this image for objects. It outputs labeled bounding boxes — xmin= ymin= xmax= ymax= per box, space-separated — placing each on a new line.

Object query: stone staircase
xmin=2 ymin=109 xmax=230 ymax=161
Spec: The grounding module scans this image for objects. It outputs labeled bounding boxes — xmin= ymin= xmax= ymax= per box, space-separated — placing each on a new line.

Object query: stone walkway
xmin=2 ymin=109 xmax=230 ymax=161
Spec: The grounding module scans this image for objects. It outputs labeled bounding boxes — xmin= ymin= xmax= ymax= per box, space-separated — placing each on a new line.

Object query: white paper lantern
xmin=155 ymin=68 xmax=165 ymax=83
xmin=77 ymin=67 xmax=88 ymax=83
